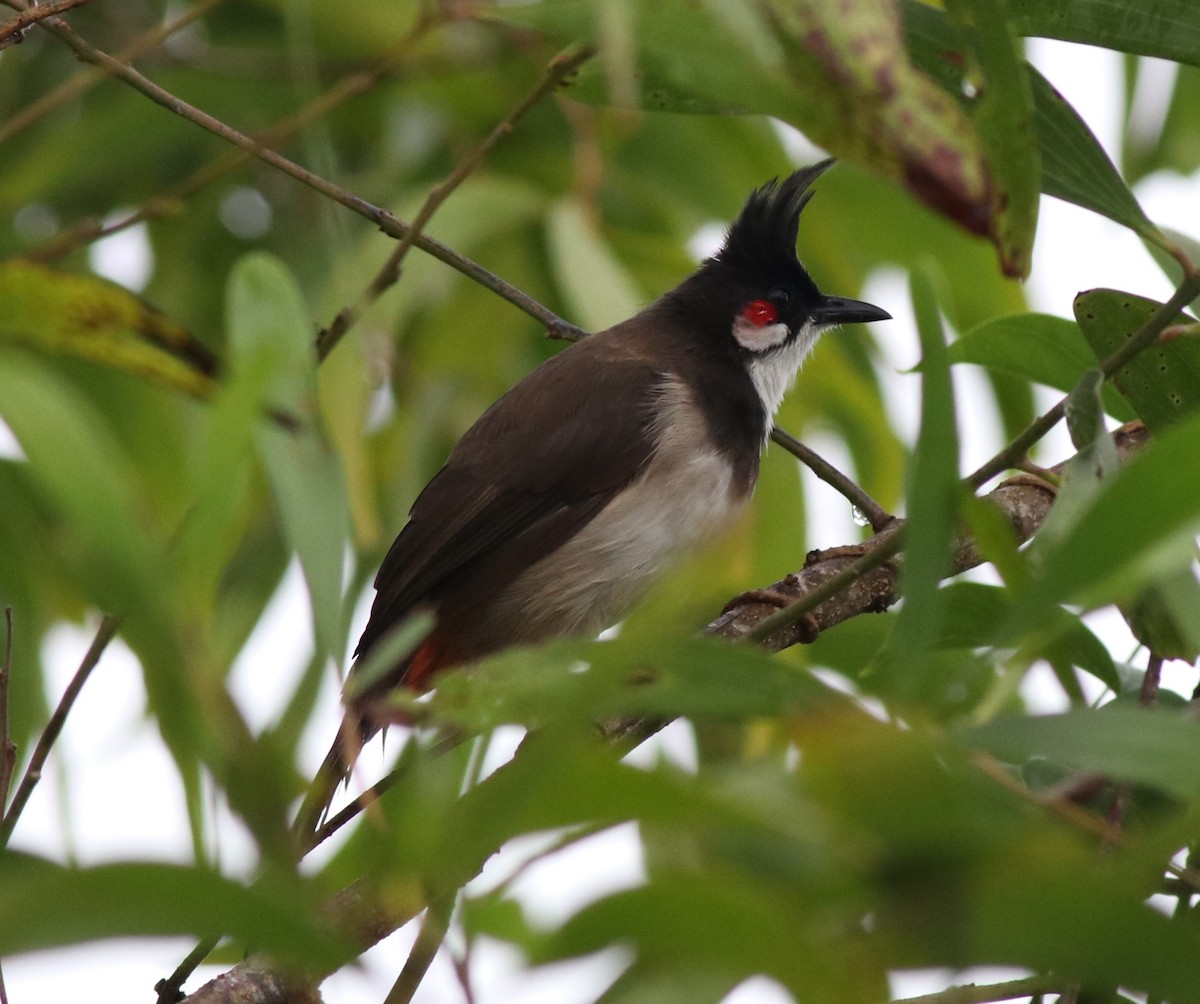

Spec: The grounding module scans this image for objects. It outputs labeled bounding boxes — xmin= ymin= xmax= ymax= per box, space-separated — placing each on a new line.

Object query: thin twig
xmin=383 ymin=894 xmax=454 ymax=1004
xmin=0 ymin=0 xmax=229 ymax=142
xmin=316 ymin=45 xmax=595 ymax=361
xmin=0 ymin=614 xmax=120 ymax=847
xmin=770 ymin=426 xmax=892 ymax=531
xmin=892 ymin=973 xmax=1063 ymax=1004
xmin=27 ymin=14 xmax=437 ymax=263
xmin=0 ymin=0 xmax=93 ymax=47
xmin=972 ymin=752 xmax=1122 ymax=846
xmin=967 ymin=273 xmax=1200 ymax=488
xmin=23 ymin=8 xmax=585 ymax=343
xmin=0 ymin=608 xmax=14 ymax=814
xmin=155 ymin=936 xmax=220 ymax=1004
xmin=307 ymin=761 xmax=403 ymax=850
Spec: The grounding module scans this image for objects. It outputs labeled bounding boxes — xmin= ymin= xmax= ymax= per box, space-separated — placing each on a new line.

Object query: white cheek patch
xmin=732 ymin=315 xmax=790 ymax=352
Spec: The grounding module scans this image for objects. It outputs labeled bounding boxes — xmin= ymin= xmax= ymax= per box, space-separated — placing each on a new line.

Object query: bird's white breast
xmin=495 ymin=376 xmax=749 ymax=640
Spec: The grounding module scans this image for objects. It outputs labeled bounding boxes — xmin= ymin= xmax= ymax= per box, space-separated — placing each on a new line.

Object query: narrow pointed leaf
xmin=944 ymin=0 xmax=1040 ymax=277
xmin=1007 ymin=0 xmax=1200 ymax=67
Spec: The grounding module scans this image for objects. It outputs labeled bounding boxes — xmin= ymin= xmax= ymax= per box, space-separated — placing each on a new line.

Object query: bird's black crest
xmin=715 ymin=158 xmax=833 ymax=275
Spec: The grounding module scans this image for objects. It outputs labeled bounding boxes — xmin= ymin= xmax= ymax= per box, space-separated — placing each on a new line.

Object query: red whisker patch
xmin=740 ymin=299 xmax=778 ymax=327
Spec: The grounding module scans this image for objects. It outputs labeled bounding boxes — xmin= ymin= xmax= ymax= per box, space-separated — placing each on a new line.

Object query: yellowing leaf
xmin=0 ymin=260 xmax=217 ymax=396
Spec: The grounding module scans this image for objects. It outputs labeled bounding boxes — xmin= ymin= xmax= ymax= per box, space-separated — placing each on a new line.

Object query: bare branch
xmin=0 ymin=0 xmax=229 ymax=141
xmin=22 ymin=7 xmax=583 ymax=341
xmin=0 ymin=614 xmax=120 ymax=848
xmin=0 ymin=0 xmax=94 ymax=48
xmin=316 ymin=45 xmax=595 ymax=361
xmin=26 ymin=13 xmax=437 ymax=263
xmin=769 ymin=426 xmax=893 ymax=531
xmin=712 ymin=422 xmax=1149 ymax=650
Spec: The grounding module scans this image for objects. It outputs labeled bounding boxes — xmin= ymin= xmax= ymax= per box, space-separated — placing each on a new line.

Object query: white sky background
xmin=4 ymin=36 xmax=1200 ymax=1004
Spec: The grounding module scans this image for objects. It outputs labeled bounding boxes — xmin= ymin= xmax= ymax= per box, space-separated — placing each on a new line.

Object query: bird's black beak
xmin=810 ymin=295 xmax=891 ymax=326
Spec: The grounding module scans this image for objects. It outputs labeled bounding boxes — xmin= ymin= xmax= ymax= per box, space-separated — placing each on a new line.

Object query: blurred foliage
xmin=2 ymin=0 xmax=1200 ymax=1002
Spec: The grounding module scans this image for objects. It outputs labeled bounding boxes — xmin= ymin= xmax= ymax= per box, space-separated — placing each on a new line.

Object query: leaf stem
xmin=383 ymin=894 xmax=454 ymax=1004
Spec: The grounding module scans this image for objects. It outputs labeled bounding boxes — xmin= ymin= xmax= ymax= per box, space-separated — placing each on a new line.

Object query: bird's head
xmin=670 ymin=159 xmax=890 ymax=359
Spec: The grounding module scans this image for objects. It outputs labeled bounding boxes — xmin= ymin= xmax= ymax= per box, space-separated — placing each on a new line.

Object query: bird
xmin=295 ymin=159 xmax=888 ymax=838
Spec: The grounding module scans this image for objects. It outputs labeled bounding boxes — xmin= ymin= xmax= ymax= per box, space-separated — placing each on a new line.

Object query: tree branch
xmin=179 ymin=421 xmax=1153 ymax=1004
xmin=769 ymin=426 xmax=893 ymax=531
xmin=0 ymin=0 xmax=94 ymax=48
xmin=316 ymin=45 xmax=595 ymax=361
xmin=20 ymin=4 xmax=585 ymax=342
xmin=0 ymin=0 xmax=229 ymax=141
xmin=892 ymin=973 xmax=1063 ymax=1004
xmin=0 ymin=614 xmax=120 ymax=848
xmin=25 ymin=10 xmax=436 ymax=264
xmin=711 ymin=422 xmax=1149 ymax=650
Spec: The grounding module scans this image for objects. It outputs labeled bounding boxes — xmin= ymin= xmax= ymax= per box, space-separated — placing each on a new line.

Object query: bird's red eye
xmin=741 ymin=299 xmax=778 ymax=327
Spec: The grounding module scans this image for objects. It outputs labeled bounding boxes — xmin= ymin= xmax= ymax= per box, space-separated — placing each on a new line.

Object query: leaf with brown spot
xmin=0 ymin=260 xmax=217 ymax=396
xmin=491 ymin=0 xmax=992 ymax=240
xmin=1074 ymin=288 xmax=1200 ymax=432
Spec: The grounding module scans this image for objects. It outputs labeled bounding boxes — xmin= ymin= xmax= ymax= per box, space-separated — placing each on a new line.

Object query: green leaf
xmin=1064 ymin=368 xmax=1117 ymax=468
xmin=948 ymin=313 xmax=1135 ymax=421
xmin=1008 ymin=408 xmax=1200 ymax=623
xmin=937 ymin=583 xmax=1119 ymax=691
xmin=429 ymin=632 xmax=844 ymax=735
xmin=0 ymin=351 xmax=169 ymax=629
xmin=544 ymin=874 xmax=884 ymax=1000
xmin=0 ymin=853 xmax=347 ymax=967
xmin=883 ymin=268 xmax=959 ymax=693
xmin=902 ymin=1 xmax=1162 ymax=244
xmin=546 ymin=198 xmax=644 ymax=330
xmin=1119 ymin=559 xmax=1200 ymax=663
xmin=969 ymin=706 xmax=1200 ymax=800
xmin=226 ymin=253 xmax=348 ymax=659
xmin=0 ymin=261 xmax=217 ymax=397
xmin=944 ymin=0 xmax=1040 ymax=277
xmin=970 ymin=843 xmax=1200 ymax=1001
xmin=1007 ymin=0 xmax=1200 ymax=67
xmin=1074 ymin=288 xmax=1200 ymax=431
xmin=1029 ymin=65 xmax=1163 ymax=244
xmin=226 ymin=252 xmax=313 ymax=414
xmin=498 ymin=0 xmax=992 ymax=239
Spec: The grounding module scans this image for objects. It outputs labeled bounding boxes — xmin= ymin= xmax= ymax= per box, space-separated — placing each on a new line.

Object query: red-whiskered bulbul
xmin=297 ymin=160 xmax=888 ymax=835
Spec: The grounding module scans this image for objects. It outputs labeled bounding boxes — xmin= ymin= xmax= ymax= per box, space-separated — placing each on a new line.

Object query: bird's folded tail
xmin=291 ymin=714 xmax=370 ymax=849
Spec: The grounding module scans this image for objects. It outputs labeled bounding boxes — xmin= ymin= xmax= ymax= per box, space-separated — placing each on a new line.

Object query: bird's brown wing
xmin=355 ymin=337 xmax=664 ymax=659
